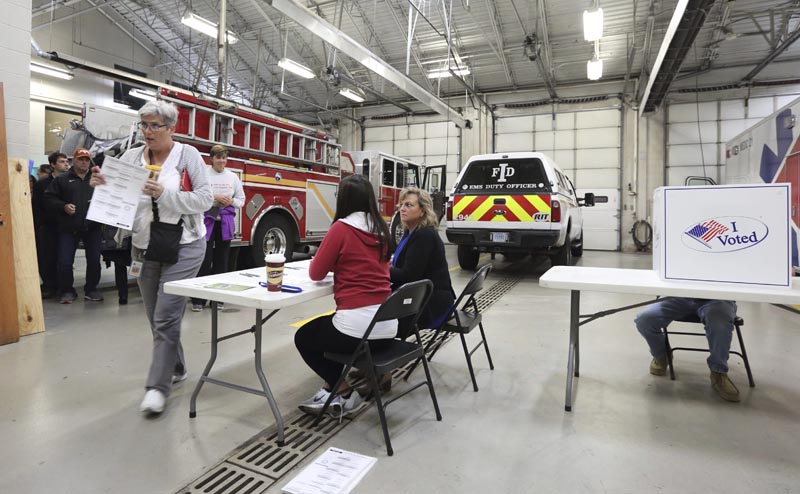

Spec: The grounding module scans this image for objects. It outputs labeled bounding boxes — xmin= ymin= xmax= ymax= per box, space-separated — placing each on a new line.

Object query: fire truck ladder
xmin=160 ymin=93 xmax=340 ymax=172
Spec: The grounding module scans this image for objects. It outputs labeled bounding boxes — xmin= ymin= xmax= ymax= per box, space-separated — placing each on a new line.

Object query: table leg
xmin=565 ymin=290 xmax=580 ymax=412
xmin=253 ymin=309 xmax=285 ymax=446
xmin=190 ymin=300 xmax=219 ymax=418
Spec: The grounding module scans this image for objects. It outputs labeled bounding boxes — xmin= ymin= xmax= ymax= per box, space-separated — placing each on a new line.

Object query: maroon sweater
xmin=309 ymin=220 xmax=391 ymax=310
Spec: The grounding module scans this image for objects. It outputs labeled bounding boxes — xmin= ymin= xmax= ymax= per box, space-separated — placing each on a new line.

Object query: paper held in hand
xmin=282 ymin=447 xmax=376 ymax=494
xmin=86 ymin=156 xmax=149 ymax=230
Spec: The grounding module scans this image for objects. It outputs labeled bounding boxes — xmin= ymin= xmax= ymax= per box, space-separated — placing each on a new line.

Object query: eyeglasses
xmin=137 ymin=121 xmax=168 ymax=131
xmin=398 ymin=201 xmax=418 ymax=209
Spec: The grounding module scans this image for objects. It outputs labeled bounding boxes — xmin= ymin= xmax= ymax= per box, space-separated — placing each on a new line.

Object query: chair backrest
xmin=360 ymin=280 xmax=434 ymax=341
xmin=454 ymin=263 xmax=492 ymax=310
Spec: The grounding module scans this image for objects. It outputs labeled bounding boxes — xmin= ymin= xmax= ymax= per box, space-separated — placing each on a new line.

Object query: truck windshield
xmin=456 ymin=158 xmax=551 ymax=194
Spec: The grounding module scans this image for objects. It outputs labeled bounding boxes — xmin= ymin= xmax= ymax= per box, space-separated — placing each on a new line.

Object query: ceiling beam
xmin=253 ymin=0 xmax=468 ymax=128
xmin=741 ymin=25 xmax=800 ymax=82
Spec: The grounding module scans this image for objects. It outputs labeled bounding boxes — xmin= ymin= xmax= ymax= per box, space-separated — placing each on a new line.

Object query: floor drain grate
xmin=176 ymin=280 xmax=516 ymax=494
xmin=475 ymin=275 xmax=522 ymax=313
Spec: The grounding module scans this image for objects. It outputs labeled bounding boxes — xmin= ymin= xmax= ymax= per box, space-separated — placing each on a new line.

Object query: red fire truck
xmin=159 ymin=88 xmax=445 ymax=265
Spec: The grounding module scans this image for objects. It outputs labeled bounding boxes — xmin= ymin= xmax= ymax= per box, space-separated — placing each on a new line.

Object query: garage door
xmin=666 ymin=95 xmax=799 ymax=185
xmin=494 ymin=107 xmax=622 ymax=250
xmin=363 ymin=121 xmax=461 ymax=190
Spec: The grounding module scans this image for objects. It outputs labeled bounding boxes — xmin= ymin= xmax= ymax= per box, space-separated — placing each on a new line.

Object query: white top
xmin=121 ymin=143 xmax=213 ymax=249
xmin=539 ymin=266 xmax=800 ymax=305
xmin=208 ymin=167 xmax=245 ymax=210
xmin=164 ymin=259 xmax=333 ymax=310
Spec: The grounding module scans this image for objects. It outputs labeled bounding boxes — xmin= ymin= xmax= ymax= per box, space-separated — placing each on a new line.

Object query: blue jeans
xmin=57 ymin=229 xmax=101 ymax=295
xmin=634 ymin=298 xmax=737 ymax=373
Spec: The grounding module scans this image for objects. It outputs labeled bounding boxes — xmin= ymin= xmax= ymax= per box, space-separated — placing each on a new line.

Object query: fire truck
xmin=342 ymin=150 xmax=447 ymax=243
xmin=111 ymin=88 xmax=446 ymax=266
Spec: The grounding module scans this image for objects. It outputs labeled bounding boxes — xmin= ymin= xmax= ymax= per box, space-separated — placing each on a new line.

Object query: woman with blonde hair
xmin=390 ymin=187 xmax=455 ymax=332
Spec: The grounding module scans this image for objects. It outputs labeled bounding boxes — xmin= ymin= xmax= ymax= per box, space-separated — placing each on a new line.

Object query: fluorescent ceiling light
xmin=128 ymin=88 xmax=157 ymax=101
xmin=181 ymin=12 xmax=238 ymax=44
xmin=30 ymin=61 xmax=74 ymax=80
xmin=427 ymin=67 xmax=471 ymax=79
xmin=587 ymin=57 xmax=603 ymax=80
xmin=583 ymin=8 xmax=604 ymax=41
xmin=338 ymin=88 xmax=365 ymax=103
xmin=278 ymin=58 xmax=315 ymax=79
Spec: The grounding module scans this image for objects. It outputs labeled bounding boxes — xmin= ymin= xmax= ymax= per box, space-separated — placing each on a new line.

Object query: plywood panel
xmin=0 ymin=83 xmax=21 ymax=345
xmin=9 ymin=158 xmax=44 ymax=336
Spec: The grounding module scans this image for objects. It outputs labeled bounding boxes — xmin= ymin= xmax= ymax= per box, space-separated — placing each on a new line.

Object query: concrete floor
xmin=2 ymin=245 xmax=799 ymax=494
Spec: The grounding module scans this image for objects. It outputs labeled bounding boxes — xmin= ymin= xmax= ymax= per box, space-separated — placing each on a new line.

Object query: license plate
xmin=490 ymin=232 xmax=508 ymax=243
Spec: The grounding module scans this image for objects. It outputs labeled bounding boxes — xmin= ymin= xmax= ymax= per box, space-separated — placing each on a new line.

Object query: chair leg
xmin=419 ymin=349 xmax=443 ymax=422
xmin=460 ymin=333 xmax=479 ymax=392
xmin=404 ymin=328 xmax=443 ymax=381
xmin=734 ymin=323 xmax=755 ymax=387
xmin=367 ymin=368 xmax=393 ymax=456
xmin=426 ymin=329 xmax=448 ymax=362
xmin=478 ymin=323 xmax=494 ymax=370
xmin=664 ymin=330 xmax=676 ymax=381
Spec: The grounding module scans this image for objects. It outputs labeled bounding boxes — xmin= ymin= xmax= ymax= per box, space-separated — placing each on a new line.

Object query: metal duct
xmin=642 ymin=0 xmax=716 ymax=113
xmin=252 ymin=0 xmax=468 ymax=129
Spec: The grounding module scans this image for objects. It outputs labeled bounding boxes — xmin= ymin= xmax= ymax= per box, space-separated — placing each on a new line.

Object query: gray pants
xmin=134 ymin=238 xmax=205 ymax=396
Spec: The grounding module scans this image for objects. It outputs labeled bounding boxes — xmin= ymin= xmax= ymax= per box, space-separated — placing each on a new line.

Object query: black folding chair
xmin=664 ymin=314 xmax=755 ymax=387
xmin=312 ymin=280 xmax=442 ymax=456
xmin=406 ymin=263 xmax=494 ymax=392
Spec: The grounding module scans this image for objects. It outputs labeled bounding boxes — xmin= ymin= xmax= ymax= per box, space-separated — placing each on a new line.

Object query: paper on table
xmin=86 ymin=156 xmax=149 ymax=230
xmin=282 ymin=447 xmax=376 ymax=494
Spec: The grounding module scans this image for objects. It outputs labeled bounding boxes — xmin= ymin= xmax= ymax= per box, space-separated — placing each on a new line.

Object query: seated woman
xmin=294 ymin=174 xmax=397 ymax=417
xmin=391 ymin=187 xmax=455 ymax=331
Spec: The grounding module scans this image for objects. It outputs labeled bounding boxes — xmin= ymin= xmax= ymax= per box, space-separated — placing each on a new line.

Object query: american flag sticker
xmin=684 ymin=219 xmax=729 ymax=248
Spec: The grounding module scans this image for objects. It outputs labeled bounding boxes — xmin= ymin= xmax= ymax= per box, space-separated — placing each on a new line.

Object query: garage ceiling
xmin=31 ymin=0 xmax=800 ymax=123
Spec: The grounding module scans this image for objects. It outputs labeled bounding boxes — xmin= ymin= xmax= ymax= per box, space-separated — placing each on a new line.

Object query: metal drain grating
xmin=177 ymin=278 xmax=516 ymax=493
xmin=475 ymin=275 xmax=522 ymax=313
xmin=180 ymin=462 xmax=272 ymax=494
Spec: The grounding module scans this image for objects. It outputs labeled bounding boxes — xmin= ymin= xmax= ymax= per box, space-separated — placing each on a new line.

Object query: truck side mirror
xmin=581 ymin=192 xmax=595 ymax=207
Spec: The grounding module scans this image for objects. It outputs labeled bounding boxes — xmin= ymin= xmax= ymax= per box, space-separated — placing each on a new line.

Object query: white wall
xmin=1 ymin=0 xmax=32 ymax=159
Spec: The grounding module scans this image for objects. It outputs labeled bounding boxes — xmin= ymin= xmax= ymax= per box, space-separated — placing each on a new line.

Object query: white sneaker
xmin=331 ymin=391 xmax=366 ymax=418
xmin=139 ymin=389 xmax=166 ymax=414
xmin=172 ymin=371 xmax=188 ymax=384
xmin=191 ymin=304 xmax=203 ymax=312
xmin=298 ymin=388 xmax=332 ymax=416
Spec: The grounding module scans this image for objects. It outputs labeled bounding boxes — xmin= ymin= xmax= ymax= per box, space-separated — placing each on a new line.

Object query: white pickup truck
xmin=445 ymin=152 xmax=595 ymax=269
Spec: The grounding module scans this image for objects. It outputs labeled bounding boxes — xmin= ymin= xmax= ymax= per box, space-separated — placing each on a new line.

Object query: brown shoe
xmin=710 ymin=371 xmax=740 ymax=402
xmin=649 ymin=356 xmax=668 ymax=376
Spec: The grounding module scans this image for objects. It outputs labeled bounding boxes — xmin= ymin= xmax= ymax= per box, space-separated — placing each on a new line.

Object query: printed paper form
xmin=282 ymin=447 xmax=376 ymax=494
xmin=86 ymin=156 xmax=149 ymax=230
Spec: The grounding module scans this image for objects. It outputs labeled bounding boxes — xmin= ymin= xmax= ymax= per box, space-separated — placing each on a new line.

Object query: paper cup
xmin=265 ymin=254 xmax=286 ymax=292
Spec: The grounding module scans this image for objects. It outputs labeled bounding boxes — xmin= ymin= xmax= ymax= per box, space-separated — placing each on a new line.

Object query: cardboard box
xmin=652 ymin=184 xmax=791 ymax=287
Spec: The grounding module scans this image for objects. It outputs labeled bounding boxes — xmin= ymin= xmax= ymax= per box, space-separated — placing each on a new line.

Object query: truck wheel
xmin=389 ymin=212 xmax=405 ymax=252
xmin=551 ymin=240 xmax=573 ymax=266
xmin=457 ymin=245 xmax=480 ymax=270
xmin=252 ymin=215 xmax=295 ymax=266
xmin=571 ymin=232 xmax=584 ymax=258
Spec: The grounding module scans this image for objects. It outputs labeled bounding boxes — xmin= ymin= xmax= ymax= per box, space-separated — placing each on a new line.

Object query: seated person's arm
xmin=390 ymin=229 xmax=434 ymax=285
xmin=309 ymin=223 xmax=344 ymax=281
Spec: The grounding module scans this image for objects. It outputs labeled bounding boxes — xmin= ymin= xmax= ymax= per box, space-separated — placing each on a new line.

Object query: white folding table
xmin=164 ymin=259 xmax=333 ymax=445
xmin=538 ymin=266 xmax=800 ymax=411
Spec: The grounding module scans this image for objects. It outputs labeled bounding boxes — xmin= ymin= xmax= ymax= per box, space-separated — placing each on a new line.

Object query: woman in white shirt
xmin=91 ymin=100 xmax=213 ymax=414
xmin=191 ymin=145 xmax=245 ymax=312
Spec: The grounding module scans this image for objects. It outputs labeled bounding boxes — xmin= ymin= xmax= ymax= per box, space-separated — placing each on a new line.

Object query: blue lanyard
xmin=392 ymin=230 xmax=413 ymax=267
xmin=258 ymin=282 xmax=303 ymax=293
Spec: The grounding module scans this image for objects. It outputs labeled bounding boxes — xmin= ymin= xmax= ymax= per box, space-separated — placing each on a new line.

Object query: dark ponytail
xmin=334 ymin=174 xmax=390 ymax=260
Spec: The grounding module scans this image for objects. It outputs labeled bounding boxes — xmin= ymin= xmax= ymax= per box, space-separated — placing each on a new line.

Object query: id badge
xmin=130 ymin=260 xmax=143 ymax=278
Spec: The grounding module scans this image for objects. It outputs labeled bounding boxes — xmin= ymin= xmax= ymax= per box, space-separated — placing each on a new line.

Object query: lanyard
xmin=392 ymin=229 xmax=414 ymax=267
xmin=258 ymin=282 xmax=303 ymax=293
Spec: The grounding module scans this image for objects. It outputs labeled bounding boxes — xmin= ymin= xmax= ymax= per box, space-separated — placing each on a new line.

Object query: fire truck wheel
xmin=389 ymin=212 xmax=404 ymax=252
xmin=253 ymin=215 xmax=295 ymax=266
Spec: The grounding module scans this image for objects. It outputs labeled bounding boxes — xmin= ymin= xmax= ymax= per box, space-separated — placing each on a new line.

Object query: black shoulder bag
xmin=144 ymin=149 xmax=184 ymax=264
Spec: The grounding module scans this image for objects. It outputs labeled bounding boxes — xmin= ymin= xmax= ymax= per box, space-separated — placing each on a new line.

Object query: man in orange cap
xmin=44 ymin=148 xmax=104 ymax=303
